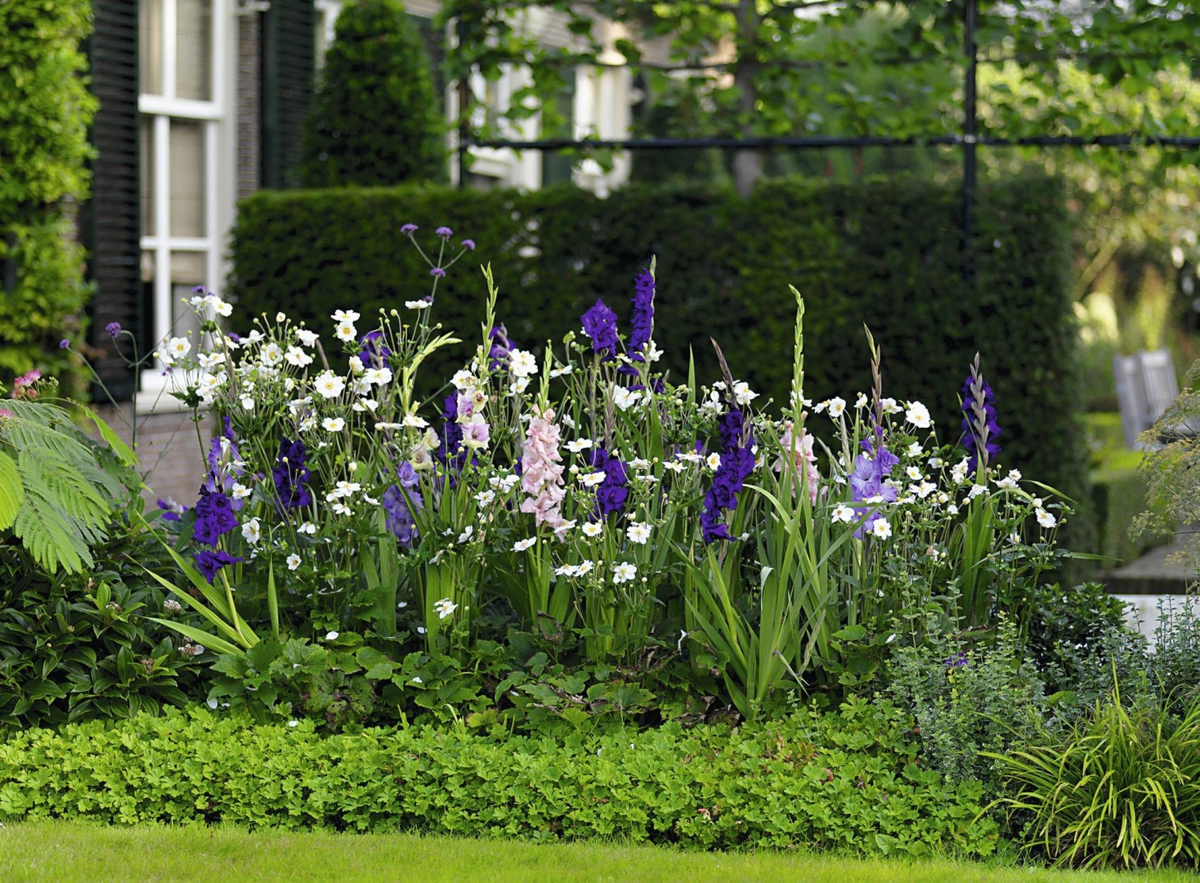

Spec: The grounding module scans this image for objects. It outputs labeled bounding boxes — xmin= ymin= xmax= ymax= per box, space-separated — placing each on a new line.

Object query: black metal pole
xmin=963 ymin=0 xmax=978 ymax=286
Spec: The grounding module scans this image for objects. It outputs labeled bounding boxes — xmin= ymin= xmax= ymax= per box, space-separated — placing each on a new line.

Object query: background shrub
xmin=0 ymin=699 xmax=998 ymax=856
xmin=0 ymin=0 xmax=95 ymax=392
xmin=301 ymin=0 xmax=444 ymax=187
xmin=229 ymin=172 xmax=1086 ymax=517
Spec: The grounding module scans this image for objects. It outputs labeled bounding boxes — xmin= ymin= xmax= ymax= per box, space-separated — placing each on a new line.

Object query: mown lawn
xmin=0 ymin=822 xmax=1194 ymax=883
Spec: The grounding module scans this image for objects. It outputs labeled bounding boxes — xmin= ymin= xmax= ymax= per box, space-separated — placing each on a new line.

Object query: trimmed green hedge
xmin=0 ymin=700 xmax=997 ymax=855
xmin=0 ymin=0 xmax=95 ymax=389
xmin=229 ymin=173 xmax=1084 ymax=507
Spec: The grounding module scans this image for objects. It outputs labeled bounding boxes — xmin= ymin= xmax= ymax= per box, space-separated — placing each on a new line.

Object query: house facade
xmin=84 ymin=0 xmax=635 ymax=502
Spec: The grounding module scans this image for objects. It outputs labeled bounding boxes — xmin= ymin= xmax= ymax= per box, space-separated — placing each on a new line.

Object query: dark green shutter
xmin=262 ymin=0 xmax=315 ymax=188
xmin=84 ymin=0 xmax=142 ymax=399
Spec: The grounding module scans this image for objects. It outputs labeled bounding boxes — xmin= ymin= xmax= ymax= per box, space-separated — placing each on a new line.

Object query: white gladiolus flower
xmin=509 ymin=349 xmax=537 ymax=377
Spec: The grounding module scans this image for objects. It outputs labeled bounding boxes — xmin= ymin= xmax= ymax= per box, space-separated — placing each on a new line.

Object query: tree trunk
xmin=731 ymin=0 xmax=761 ymax=197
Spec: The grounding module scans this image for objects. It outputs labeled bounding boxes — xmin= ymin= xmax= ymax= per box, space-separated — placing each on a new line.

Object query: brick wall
xmin=92 ymin=403 xmax=213 ymax=509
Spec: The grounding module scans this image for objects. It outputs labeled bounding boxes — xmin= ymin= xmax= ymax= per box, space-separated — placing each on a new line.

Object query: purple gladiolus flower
xmin=701 ymin=408 xmax=756 ymax=543
xmin=848 ymin=445 xmax=898 ymax=538
xmin=273 ymin=437 xmax=312 ymax=509
xmin=205 ymin=417 xmax=243 ymax=497
xmin=157 ymin=498 xmax=186 ymax=523
xmin=629 ymin=266 xmax=654 ymax=357
xmin=587 ymin=448 xmax=630 ymax=518
xmin=581 ymin=299 xmax=619 ymax=361
xmin=488 ymin=325 xmax=515 ymax=370
xmin=961 ymin=367 xmax=1001 ymax=475
xmin=401 ymin=223 xmax=418 ymax=235
xmin=383 ymin=462 xmax=424 ymax=548
xmin=435 ymin=226 xmax=453 ymax=240
xmin=195 ymin=549 xmax=242 ymax=584
xmin=359 ymin=330 xmax=392 ymax=369
xmin=106 ymin=322 xmax=122 ymax=338
xmin=192 ymin=487 xmax=238 ymax=548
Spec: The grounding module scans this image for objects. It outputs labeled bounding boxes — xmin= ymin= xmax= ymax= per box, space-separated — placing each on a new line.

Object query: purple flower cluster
xmin=436 ymin=393 xmax=465 ymax=466
xmin=382 ymin=462 xmax=423 ymax=548
xmin=629 ymin=267 xmax=654 ymax=357
xmin=195 ymin=549 xmax=242 ymax=583
xmin=273 ymin=437 xmax=312 ymax=510
xmin=105 ymin=322 xmax=122 ymax=338
xmin=849 ymin=438 xmax=898 ymax=538
xmin=359 ymin=330 xmax=392 ymax=369
xmin=701 ymin=409 xmax=756 ymax=543
xmin=961 ymin=375 xmax=1001 ymax=475
xmin=156 ymin=498 xmax=187 ymax=523
xmin=192 ymin=487 xmax=238 ymax=549
xmin=580 ymin=299 xmax=619 ymax=361
xmin=587 ymin=448 xmax=629 ymax=518
xmin=488 ymin=324 xmax=515 ymax=370
xmin=204 ymin=417 xmax=243 ymax=499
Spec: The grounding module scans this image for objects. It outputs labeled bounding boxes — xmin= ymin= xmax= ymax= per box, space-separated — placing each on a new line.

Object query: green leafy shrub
xmin=0 ymin=0 xmax=96 ymax=391
xmin=991 ymin=693 xmax=1200 ymax=869
xmin=0 ymin=512 xmax=205 ymax=728
xmin=884 ymin=619 xmax=1049 ymax=798
xmin=229 ymin=173 xmax=1086 ymax=512
xmin=301 ymin=0 xmax=444 ymax=186
xmin=1026 ymin=582 xmax=1128 ymax=697
xmin=0 ymin=698 xmax=999 ymax=857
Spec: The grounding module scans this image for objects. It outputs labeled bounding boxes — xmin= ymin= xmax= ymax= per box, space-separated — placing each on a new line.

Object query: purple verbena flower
xmin=59 ymin=339 xmax=70 ymax=349
xmin=435 ymin=226 xmax=453 ymax=240
xmin=461 ymin=239 xmax=475 ymax=251
xmin=430 ymin=267 xmax=446 ymax=278
xmin=401 ymin=223 xmax=418 ymax=235
xmin=105 ymin=322 xmax=122 ymax=338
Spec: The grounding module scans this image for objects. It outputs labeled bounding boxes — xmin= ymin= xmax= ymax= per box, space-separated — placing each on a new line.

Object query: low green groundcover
xmin=0 ymin=699 xmax=996 ymax=857
xmin=4 ymin=822 xmax=1197 ymax=883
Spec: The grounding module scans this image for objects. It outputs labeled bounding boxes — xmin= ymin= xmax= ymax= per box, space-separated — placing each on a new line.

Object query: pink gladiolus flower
xmin=776 ymin=420 xmax=820 ymax=504
xmin=519 ymin=407 xmax=566 ymax=529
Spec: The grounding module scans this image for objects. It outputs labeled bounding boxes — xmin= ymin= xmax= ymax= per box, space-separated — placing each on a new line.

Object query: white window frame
xmin=138 ymin=0 xmax=235 ymax=398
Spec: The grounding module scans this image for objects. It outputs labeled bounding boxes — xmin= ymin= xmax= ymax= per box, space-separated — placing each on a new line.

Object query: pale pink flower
xmin=776 ymin=420 xmax=820 ymax=504
xmin=519 ymin=407 xmax=566 ymax=529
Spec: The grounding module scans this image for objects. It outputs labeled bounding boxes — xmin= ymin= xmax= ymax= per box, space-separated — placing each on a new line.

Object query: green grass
xmin=0 ymin=823 xmax=1194 ymax=883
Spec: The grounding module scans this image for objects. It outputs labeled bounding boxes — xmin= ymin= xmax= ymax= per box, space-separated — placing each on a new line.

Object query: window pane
xmin=139 ymin=0 xmax=163 ymax=95
xmin=140 ymin=117 xmax=156 ymax=236
xmin=169 ymin=121 xmax=206 ymax=237
xmin=170 ymin=252 xmax=206 ymax=340
xmin=175 ymin=0 xmax=213 ymax=101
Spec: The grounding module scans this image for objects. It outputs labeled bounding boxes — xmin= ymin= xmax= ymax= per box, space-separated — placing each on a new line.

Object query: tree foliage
xmin=301 ymin=0 xmax=445 ymax=187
